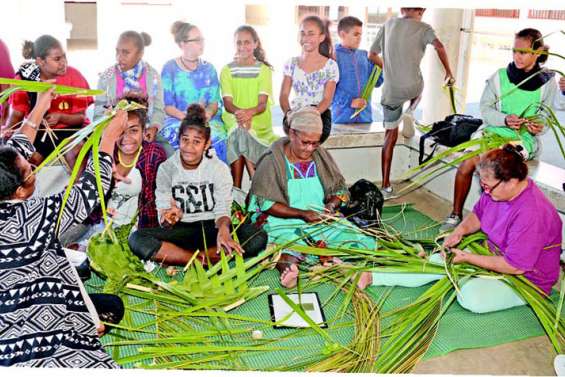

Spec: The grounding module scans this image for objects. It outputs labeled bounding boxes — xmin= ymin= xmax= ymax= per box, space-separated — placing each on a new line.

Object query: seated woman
xmin=128 ymin=104 xmax=266 ymax=266
xmin=280 ymin=16 xmax=338 ymax=144
xmin=95 ymin=31 xmax=171 ymax=155
xmin=441 ymin=28 xmax=565 ymax=231
xmin=361 ymin=144 xmax=562 ymax=314
xmin=60 ymin=95 xmax=167 ymax=247
xmin=0 ymin=88 xmax=127 ymax=367
xmin=161 ymin=21 xmax=228 ymax=162
xmin=5 ymin=35 xmax=93 ymax=168
xmin=248 ymin=107 xmax=376 ymax=288
xmin=221 ymin=25 xmax=278 ymax=188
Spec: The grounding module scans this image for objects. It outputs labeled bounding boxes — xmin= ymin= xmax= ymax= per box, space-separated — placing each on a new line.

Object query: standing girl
xmin=221 ymin=25 xmax=278 ymax=188
xmin=128 ymin=104 xmax=266 ymax=265
xmin=279 ymin=15 xmax=339 ymax=143
xmin=95 ymin=31 xmax=169 ymax=155
xmin=160 ymin=21 xmax=227 ymax=162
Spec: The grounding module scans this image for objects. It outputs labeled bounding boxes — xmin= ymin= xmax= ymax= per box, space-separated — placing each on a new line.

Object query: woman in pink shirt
xmin=361 ymin=144 xmax=561 ymax=313
xmin=443 ymin=144 xmax=561 ymax=311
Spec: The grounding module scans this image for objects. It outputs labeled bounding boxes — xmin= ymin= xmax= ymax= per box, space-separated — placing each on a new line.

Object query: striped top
xmin=220 ymin=61 xmax=277 ymax=145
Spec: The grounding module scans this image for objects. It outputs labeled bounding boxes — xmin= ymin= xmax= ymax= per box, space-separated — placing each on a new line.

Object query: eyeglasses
xmin=291 ymin=129 xmax=320 ymax=148
xmin=182 ymin=37 xmax=205 ymax=44
xmin=479 ymin=178 xmax=503 ymax=194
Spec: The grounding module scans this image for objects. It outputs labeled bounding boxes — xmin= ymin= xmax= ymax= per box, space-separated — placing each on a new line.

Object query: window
xmin=65 ymin=1 xmax=98 ymax=49
xmin=475 ymin=9 xmax=520 ymax=18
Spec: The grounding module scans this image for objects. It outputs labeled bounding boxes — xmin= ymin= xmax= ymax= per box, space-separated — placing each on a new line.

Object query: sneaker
xmin=439 ymin=213 xmax=462 ymax=233
xmin=401 ymin=112 xmax=415 ymax=138
xmin=381 ymin=186 xmax=395 ymax=201
xmin=554 ymin=354 xmax=565 ymax=376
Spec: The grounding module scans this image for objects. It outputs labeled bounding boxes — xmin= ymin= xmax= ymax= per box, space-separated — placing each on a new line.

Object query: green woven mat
xmin=85 ymin=204 xmax=556 ymax=368
xmin=87 ymin=270 xmax=357 ymax=370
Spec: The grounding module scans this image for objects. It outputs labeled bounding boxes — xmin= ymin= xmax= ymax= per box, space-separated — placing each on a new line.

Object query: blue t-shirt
xmin=331 ymin=44 xmax=383 ymax=123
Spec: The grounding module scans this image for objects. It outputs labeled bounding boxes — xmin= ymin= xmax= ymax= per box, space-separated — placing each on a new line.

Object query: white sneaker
xmin=439 ymin=213 xmax=462 ymax=233
xmin=381 ymin=186 xmax=395 ymax=201
xmin=554 ymin=354 xmax=565 ymax=376
xmin=401 ymin=112 xmax=415 ymax=138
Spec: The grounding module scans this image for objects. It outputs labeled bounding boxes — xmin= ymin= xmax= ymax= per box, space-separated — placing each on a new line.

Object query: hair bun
xmin=171 ymin=21 xmax=187 ymax=35
xmin=185 ymin=103 xmax=207 ymax=126
xmin=502 ymin=143 xmax=528 ymax=161
xmin=22 ymin=40 xmax=34 ymax=59
xmin=140 ymin=32 xmax=152 ymax=47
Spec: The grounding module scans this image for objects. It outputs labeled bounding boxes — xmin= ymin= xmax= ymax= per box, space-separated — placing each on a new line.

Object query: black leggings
xmin=128 ymin=220 xmax=267 ymax=260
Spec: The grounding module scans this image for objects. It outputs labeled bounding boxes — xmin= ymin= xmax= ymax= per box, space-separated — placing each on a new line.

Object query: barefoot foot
xmin=280 ymin=264 xmax=299 ymax=288
xmin=357 ymin=271 xmax=373 ymax=290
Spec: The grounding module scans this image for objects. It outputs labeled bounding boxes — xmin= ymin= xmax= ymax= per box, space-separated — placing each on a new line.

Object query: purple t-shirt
xmin=473 ymin=179 xmax=562 ymax=294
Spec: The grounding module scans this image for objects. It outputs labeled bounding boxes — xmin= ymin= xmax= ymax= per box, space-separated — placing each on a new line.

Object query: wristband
xmin=23 ymin=118 xmax=38 ymax=130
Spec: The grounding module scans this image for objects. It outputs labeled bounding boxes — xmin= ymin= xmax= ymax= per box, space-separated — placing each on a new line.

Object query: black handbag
xmin=340 ymin=179 xmax=384 ymax=228
xmin=418 ymin=114 xmax=483 ymax=164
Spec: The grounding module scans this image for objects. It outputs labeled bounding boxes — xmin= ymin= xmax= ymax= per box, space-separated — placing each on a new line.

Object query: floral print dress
xmin=283 ymin=57 xmax=339 ymax=110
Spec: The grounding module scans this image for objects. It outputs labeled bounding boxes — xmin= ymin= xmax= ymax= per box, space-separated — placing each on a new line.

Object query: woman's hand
xmin=35 ymin=86 xmax=56 ymax=115
xmin=559 ymin=76 xmax=565 ymax=92
xmin=160 ymin=198 xmax=183 ymax=227
xmin=441 ymin=248 xmax=468 ymax=264
xmin=526 ymin=121 xmax=544 ymax=135
xmin=235 ymin=109 xmax=254 ymax=124
xmin=45 ymin=112 xmax=62 ymax=126
xmin=216 ymin=227 xmax=244 ymax=256
xmin=504 ymin=114 xmax=525 ymax=130
xmin=301 ymin=209 xmax=322 ymax=223
xmin=443 ymin=231 xmax=463 ymax=248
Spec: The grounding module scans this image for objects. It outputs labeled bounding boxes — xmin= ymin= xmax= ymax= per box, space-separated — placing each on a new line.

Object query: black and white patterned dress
xmin=0 ymin=134 xmax=118 ymax=368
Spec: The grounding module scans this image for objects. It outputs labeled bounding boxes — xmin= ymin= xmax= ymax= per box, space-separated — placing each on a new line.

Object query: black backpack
xmin=418 ymin=114 xmax=483 ymax=164
xmin=341 ymin=179 xmax=384 ymax=228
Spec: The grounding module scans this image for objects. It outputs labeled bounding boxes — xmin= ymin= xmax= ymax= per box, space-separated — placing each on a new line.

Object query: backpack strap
xmin=418 ymin=130 xmax=440 ymax=165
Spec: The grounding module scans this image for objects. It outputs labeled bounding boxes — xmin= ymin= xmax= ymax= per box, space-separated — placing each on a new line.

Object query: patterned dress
xmin=160 ymin=58 xmax=227 ymax=162
xmin=283 ymin=57 xmax=339 ymax=110
xmin=0 ymin=134 xmax=117 ymax=368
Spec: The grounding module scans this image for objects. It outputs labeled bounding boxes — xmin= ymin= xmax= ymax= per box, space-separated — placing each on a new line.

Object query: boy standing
xmin=370 ymin=8 xmax=454 ymax=198
xmin=332 ymin=16 xmax=383 ymax=124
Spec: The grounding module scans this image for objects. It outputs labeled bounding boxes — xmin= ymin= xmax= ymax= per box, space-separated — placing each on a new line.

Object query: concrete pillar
xmin=421 ymin=9 xmax=474 ymax=124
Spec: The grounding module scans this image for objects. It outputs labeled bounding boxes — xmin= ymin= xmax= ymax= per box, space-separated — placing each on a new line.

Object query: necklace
xmin=118 ymin=147 xmax=142 ymax=168
xmin=180 ymin=56 xmax=199 ymax=71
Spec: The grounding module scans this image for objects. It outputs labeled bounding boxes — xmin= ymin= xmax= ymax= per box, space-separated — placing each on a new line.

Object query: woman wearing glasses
xmin=442 ymin=144 xmax=561 ymax=311
xmin=360 ymin=144 xmax=561 ymax=314
xmin=441 ymin=28 xmax=565 ymax=232
xmin=160 ymin=21 xmax=227 ymax=163
xmin=247 ymin=107 xmax=376 ymax=288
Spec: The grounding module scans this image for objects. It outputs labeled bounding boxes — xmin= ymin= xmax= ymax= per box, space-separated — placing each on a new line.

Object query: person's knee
xmin=384 ymin=128 xmax=399 ymax=144
xmin=236 ymin=223 xmax=268 ymax=258
xmin=457 ymin=157 xmax=478 ymax=175
xmin=128 ymin=230 xmax=160 ymax=261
